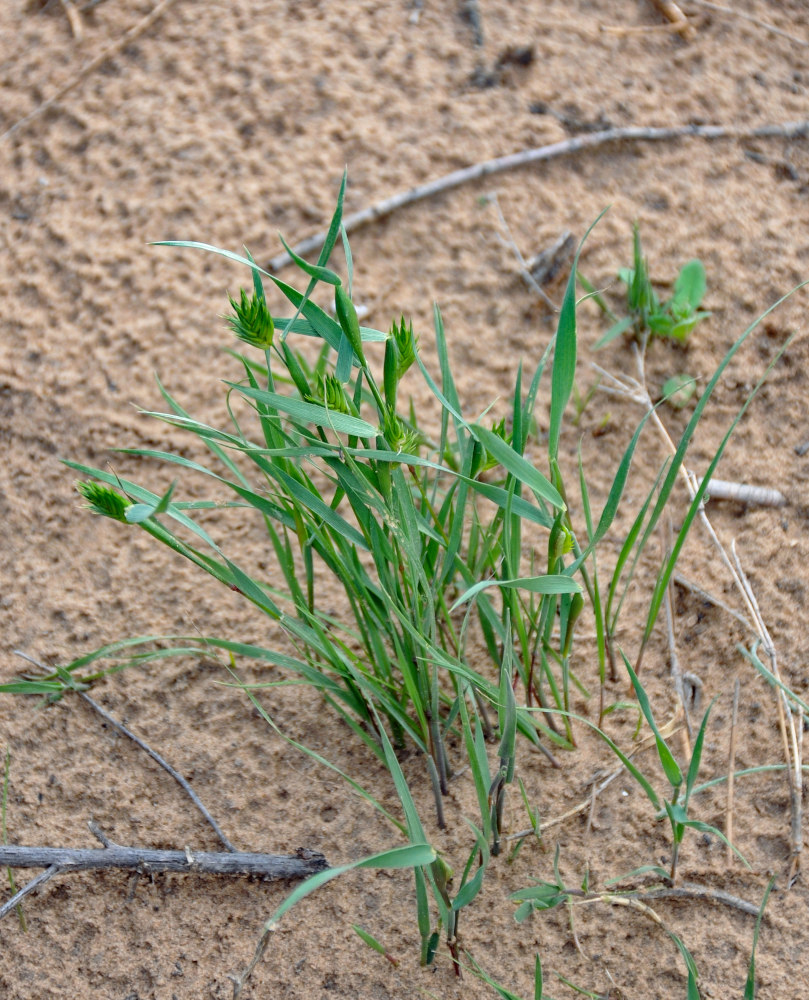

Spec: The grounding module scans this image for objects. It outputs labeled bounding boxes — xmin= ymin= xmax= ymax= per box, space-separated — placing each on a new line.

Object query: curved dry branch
xmin=266 ymin=120 xmax=809 ymax=272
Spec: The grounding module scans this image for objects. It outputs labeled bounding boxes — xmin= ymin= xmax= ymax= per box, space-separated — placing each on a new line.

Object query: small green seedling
xmin=624 ymin=655 xmax=747 ymax=883
xmin=594 ymin=223 xmax=710 ymax=348
xmin=661 ymin=373 xmax=697 ymax=409
xmin=352 ymin=925 xmax=399 ymax=967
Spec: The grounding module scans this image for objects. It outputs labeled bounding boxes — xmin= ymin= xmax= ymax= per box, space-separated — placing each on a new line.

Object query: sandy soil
xmin=1 ymin=1 xmax=809 ymax=998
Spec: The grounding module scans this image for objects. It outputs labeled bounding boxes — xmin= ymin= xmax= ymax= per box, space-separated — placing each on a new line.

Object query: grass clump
xmin=2 ymin=174 xmax=800 ymax=998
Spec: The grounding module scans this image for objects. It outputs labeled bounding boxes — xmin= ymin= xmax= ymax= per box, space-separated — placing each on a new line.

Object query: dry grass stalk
xmin=726 ymin=677 xmax=740 ymax=863
xmin=730 ymin=542 xmax=802 ymax=884
xmin=648 ymin=0 xmax=697 ymax=40
xmin=58 ymin=0 xmax=84 ymax=39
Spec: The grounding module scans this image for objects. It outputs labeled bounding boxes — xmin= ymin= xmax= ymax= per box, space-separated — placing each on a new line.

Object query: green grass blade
xmin=744 ymin=877 xmax=775 ymax=1000
xmin=261 ymin=843 xmax=435 ymax=931
xmin=277 ymin=233 xmax=341 ymax=285
xmin=316 ymin=168 xmax=346 ymax=267
xmin=225 ymin=384 xmax=377 ymax=437
xmin=548 ymin=256 xmax=578 ymax=463
xmin=548 ymin=210 xmax=607 ymax=461
xmin=642 ymin=331 xmax=796 ymax=649
xmin=685 ymin=698 xmax=717 ymax=803
xmin=624 ymin=654 xmax=682 ymax=790
xmin=451 ymin=574 xmax=580 ymax=611
xmin=739 ymin=643 xmax=809 ymax=714
xmin=471 ymin=424 xmax=564 ymax=509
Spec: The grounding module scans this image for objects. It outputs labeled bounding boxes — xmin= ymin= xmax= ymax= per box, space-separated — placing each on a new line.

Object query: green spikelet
xmin=76 ymin=482 xmax=131 ymax=523
xmin=226 ymin=288 xmax=275 ymax=349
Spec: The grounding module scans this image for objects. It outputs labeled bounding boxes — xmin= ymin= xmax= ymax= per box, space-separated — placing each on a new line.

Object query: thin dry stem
xmin=507 ymin=722 xmax=682 ymax=840
xmin=726 ymin=677 xmax=740 ymax=863
xmin=58 ymin=0 xmax=84 ymax=39
xmin=486 ymin=192 xmax=558 ymax=310
xmin=617 ymin=342 xmax=801 ymax=879
xmin=672 ymin=573 xmax=755 ymax=634
xmin=730 ymin=543 xmax=801 ymax=883
xmin=0 ymin=0 xmax=182 ymax=144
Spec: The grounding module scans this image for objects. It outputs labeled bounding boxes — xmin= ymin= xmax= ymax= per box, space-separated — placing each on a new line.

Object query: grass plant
xmin=1 ymin=175 xmax=802 ymax=998
xmin=592 ymin=223 xmax=711 ymax=349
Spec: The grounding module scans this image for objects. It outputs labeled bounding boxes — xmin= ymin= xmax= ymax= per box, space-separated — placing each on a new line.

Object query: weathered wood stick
xmin=0 ymin=843 xmax=328 ymax=877
xmin=266 ymin=120 xmax=809 ymax=272
xmin=696 ymin=477 xmax=787 ymax=507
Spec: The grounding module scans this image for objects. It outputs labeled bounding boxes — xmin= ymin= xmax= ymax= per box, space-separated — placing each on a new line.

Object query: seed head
xmin=226 ymin=288 xmax=275 ymax=349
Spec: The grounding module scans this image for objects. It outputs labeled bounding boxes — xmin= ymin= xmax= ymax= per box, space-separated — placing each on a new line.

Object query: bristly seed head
xmin=310 ymin=372 xmax=350 ymax=415
xmin=382 ymin=406 xmax=420 ymax=454
xmin=226 ymin=288 xmax=275 ymax=349
xmin=76 ymin=481 xmax=131 ymax=523
xmin=390 ymin=316 xmax=417 ymax=380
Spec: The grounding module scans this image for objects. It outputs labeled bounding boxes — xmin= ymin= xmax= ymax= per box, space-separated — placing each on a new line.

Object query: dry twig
xmin=672 ymin=573 xmax=754 ymax=633
xmin=648 ymin=0 xmax=696 ymax=40
xmin=79 ymin=689 xmax=238 ymax=852
xmin=0 ymin=826 xmax=327 ymax=923
xmin=266 ymin=120 xmax=809 ymax=272
xmin=0 ymin=0 xmax=182 ymax=144
xmin=696 ymin=477 xmax=787 ymax=507
xmin=486 ymin=192 xmax=558 ymax=310
xmin=58 ymin=0 xmax=84 ymax=39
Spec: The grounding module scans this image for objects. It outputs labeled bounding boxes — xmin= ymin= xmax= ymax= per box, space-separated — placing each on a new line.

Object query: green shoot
xmin=744 ymin=877 xmax=775 ymax=999
xmin=593 ymin=223 xmax=710 ymax=348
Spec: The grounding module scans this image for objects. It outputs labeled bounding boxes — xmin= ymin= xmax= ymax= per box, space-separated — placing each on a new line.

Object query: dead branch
xmin=0 ymin=0 xmax=182 ymax=144
xmin=0 ymin=842 xmax=327 ymax=878
xmin=266 ymin=120 xmax=809 ymax=272
xmin=0 ymin=831 xmax=327 ymax=923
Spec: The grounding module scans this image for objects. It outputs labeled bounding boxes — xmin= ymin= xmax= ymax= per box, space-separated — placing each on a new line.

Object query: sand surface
xmin=2 ymin=2 xmax=809 ymax=998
